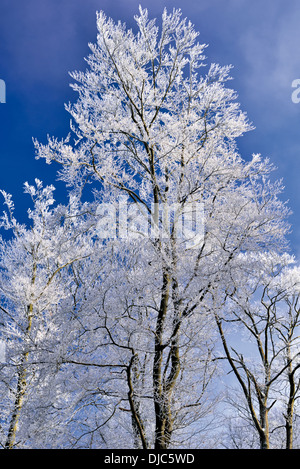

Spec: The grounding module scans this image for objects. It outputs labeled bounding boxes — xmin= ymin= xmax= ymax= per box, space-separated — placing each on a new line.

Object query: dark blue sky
xmin=1 ymin=0 xmax=300 ymax=257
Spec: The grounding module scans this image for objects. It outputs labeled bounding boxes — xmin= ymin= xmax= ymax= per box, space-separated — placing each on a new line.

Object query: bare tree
xmin=214 ymin=253 xmax=300 ymax=449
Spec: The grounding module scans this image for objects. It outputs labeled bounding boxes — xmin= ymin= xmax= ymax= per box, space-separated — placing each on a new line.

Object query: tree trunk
xmin=285 ymin=351 xmax=295 ymax=449
xmin=153 ymin=268 xmax=171 ymax=449
xmin=259 ymin=407 xmax=270 ymax=449
xmin=5 ymin=305 xmax=33 ymax=449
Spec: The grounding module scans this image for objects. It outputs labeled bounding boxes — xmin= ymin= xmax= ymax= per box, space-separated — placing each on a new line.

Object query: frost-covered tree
xmin=32 ymin=7 xmax=290 ymax=449
xmin=214 ymin=252 xmax=300 ymax=449
xmin=0 ymin=180 xmax=93 ymax=448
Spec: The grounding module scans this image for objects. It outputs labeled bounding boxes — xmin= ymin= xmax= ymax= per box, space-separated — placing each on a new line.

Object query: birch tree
xmin=0 ymin=180 xmax=92 ymax=448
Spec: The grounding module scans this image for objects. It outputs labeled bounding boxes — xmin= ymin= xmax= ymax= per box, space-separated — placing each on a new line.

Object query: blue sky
xmin=0 ymin=0 xmax=300 ymax=258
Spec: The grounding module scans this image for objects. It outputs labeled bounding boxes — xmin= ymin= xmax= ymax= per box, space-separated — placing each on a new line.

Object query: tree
xmin=214 ymin=252 xmax=300 ymax=449
xmin=0 ymin=180 xmax=92 ymax=448
xmin=32 ymin=7 xmax=290 ymax=449
xmin=50 ymin=232 xmax=220 ymax=449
